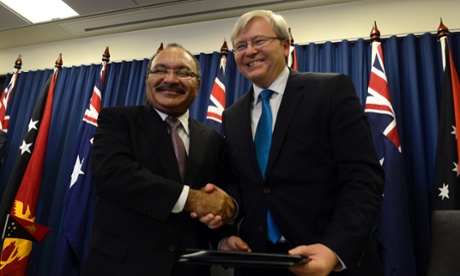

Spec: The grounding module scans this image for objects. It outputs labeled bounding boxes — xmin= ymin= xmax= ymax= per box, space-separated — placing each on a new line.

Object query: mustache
xmin=155 ymin=84 xmax=186 ymax=94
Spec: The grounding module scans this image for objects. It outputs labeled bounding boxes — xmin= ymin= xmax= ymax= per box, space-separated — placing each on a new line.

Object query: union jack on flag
xmin=0 ymin=61 xmax=20 ymax=132
xmin=205 ymin=55 xmax=226 ymax=135
xmin=365 ymin=43 xmax=400 ymax=151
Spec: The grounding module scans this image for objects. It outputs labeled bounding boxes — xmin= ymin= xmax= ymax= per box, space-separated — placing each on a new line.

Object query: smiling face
xmin=233 ymin=17 xmax=290 ymax=88
xmin=145 ymin=46 xmax=200 ymax=116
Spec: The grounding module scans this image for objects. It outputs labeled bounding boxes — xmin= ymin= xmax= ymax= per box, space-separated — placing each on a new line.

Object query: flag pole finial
xmin=220 ymin=39 xmax=228 ymax=58
xmin=289 ymin=27 xmax=295 ymax=44
xmin=14 ymin=55 xmax=22 ymax=70
xmin=370 ymin=21 xmax=381 ymax=42
xmin=102 ymin=47 xmax=110 ymax=63
xmin=437 ymin=18 xmax=450 ymax=39
xmin=157 ymin=43 xmax=164 ymax=53
xmin=55 ymin=53 xmax=63 ymax=69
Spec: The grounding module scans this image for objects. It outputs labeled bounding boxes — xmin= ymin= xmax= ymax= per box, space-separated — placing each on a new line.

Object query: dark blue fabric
xmin=0 ymin=32 xmax=459 ymax=275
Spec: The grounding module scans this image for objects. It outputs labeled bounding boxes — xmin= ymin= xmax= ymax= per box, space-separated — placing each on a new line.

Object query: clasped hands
xmin=185 ymin=183 xmax=235 ymax=228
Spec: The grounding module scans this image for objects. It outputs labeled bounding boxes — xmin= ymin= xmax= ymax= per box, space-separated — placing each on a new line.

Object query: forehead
xmin=151 ymin=47 xmax=196 ymax=69
xmin=236 ymin=17 xmax=274 ymax=40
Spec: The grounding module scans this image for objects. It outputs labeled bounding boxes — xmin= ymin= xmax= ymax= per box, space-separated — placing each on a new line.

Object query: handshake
xmin=184 ymin=184 xmax=236 ymax=229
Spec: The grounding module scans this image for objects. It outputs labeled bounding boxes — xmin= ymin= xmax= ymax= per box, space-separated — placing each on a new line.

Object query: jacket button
xmin=169 ymin=245 xmax=175 ymax=252
xmin=263 ymin=187 xmax=270 ymax=194
xmin=258 ymin=226 xmax=264 ymax=233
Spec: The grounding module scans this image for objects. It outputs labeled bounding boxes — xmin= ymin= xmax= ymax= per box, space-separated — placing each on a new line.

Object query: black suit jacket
xmin=222 ymin=70 xmax=385 ymax=275
xmin=82 ymin=105 xmax=230 ymax=276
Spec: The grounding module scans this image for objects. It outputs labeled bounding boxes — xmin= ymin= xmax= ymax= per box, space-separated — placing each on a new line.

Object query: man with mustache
xmin=82 ymin=43 xmax=236 ymax=276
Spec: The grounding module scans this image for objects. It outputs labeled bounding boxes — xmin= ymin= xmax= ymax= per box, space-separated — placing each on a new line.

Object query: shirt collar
xmin=155 ymin=109 xmax=190 ymax=135
xmin=252 ymin=67 xmax=289 ymax=106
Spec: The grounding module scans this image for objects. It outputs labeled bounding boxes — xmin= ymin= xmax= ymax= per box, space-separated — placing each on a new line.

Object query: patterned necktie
xmin=165 ymin=116 xmax=186 ymax=181
xmin=254 ymin=89 xmax=281 ymax=244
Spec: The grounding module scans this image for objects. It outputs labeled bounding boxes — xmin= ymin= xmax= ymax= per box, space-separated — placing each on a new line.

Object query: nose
xmin=163 ymin=69 xmax=180 ymax=82
xmin=245 ymin=43 xmax=258 ymax=55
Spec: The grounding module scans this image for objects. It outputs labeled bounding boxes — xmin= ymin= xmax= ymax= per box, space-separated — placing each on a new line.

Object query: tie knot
xmin=165 ymin=116 xmax=180 ymax=129
xmin=259 ymin=89 xmax=273 ymax=102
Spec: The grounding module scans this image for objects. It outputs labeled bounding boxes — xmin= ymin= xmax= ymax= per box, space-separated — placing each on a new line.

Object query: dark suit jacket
xmin=82 ymin=105 xmax=230 ymax=276
xmin=222 ymin=70 xmax=385 ymax=275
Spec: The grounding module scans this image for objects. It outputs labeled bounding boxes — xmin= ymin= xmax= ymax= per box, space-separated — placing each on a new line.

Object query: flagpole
xmin=370 ymin=21 xmax=380 ymax=57
xmin=220 ymin=39 xmax=228 ymax=59
xmin=157 ymin=42 xmax=164 ymax=53
xmin=438 ymin=18 xmax=449 ymax=70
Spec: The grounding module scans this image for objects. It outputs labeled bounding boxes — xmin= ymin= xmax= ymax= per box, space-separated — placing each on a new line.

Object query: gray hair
xmin=231 ymin=10 xmax=290 ymax=45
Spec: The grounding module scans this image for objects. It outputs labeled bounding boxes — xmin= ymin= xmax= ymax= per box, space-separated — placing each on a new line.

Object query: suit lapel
xmin=186 ymin=119 xmax=209 ymax=187
xmin=234 ymin=90 xmax=264 ymax=181
xmin=267 ymin=71 xmax=305 ymax=175
xmin=139 ymin=105 xmax=181 ymax=182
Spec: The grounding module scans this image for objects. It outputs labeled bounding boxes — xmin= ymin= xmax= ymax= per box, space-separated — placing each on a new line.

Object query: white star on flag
xmin=28 ymin=119 xmax=39 ymax=132
xmin=70 ymin=155 xmax=85 ymax=188
xmin=19 ymin=140 xmax=32 ymax=155
xmin=438 ymin=183 xmax=450 ymax=200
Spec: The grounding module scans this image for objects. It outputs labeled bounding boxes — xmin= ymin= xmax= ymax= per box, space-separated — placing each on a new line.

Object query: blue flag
xmin=365 ymin=42 xmax=417 ymax=275
xmin=51 ymin=58 xmax=107 ymax=275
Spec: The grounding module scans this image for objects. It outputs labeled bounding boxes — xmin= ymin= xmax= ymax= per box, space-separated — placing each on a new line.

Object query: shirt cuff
xmin=171 ymin=185 xmax=189 ymax=213
xmin=332 ymin=253 xmax=347 ymax=272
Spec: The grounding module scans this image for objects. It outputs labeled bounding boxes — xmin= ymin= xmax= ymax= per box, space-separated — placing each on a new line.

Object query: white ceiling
xmin=0 ymin=0 xmax=356 ymax=50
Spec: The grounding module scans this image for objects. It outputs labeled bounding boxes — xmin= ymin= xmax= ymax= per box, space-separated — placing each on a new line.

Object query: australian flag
xmin=365 ymin=42 xmax=417 ymax=275
xmin=205 ymin=55 xmax=226 ymax=136
xmin=0 ymin=62 xmax=19 ymax=132
xmin=432 ymin=38 xmax=460 ymax=210
xmin=0 ymin=56 xmax=21 ymax=160
xmin=51 ymin=56 xmax=108 ymax=275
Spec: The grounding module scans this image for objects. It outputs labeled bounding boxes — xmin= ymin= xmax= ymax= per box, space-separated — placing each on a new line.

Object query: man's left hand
xmin=288 ymin=243 xmax=339 ymax=276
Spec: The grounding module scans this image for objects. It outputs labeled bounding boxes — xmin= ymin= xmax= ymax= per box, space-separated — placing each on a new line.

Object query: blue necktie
xmin=254 ymin=89 xmax=281 ymax=244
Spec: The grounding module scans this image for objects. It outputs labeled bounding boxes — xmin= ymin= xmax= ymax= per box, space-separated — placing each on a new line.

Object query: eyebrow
xmin=152 ymin=64 xmax=192 ymax=70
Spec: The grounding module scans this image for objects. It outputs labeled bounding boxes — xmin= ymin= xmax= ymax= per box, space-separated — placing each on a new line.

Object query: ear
xmin=282 ymin=37 xmax=291 ymax=58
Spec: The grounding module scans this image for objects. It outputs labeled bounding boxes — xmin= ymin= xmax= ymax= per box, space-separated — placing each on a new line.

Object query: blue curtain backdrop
xmin=1 ymin=31 xmax=459 ymax=275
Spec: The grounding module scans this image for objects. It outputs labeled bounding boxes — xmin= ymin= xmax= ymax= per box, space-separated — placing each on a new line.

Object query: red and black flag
xmin=0 ymin=54 xmax=62 ymax=275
